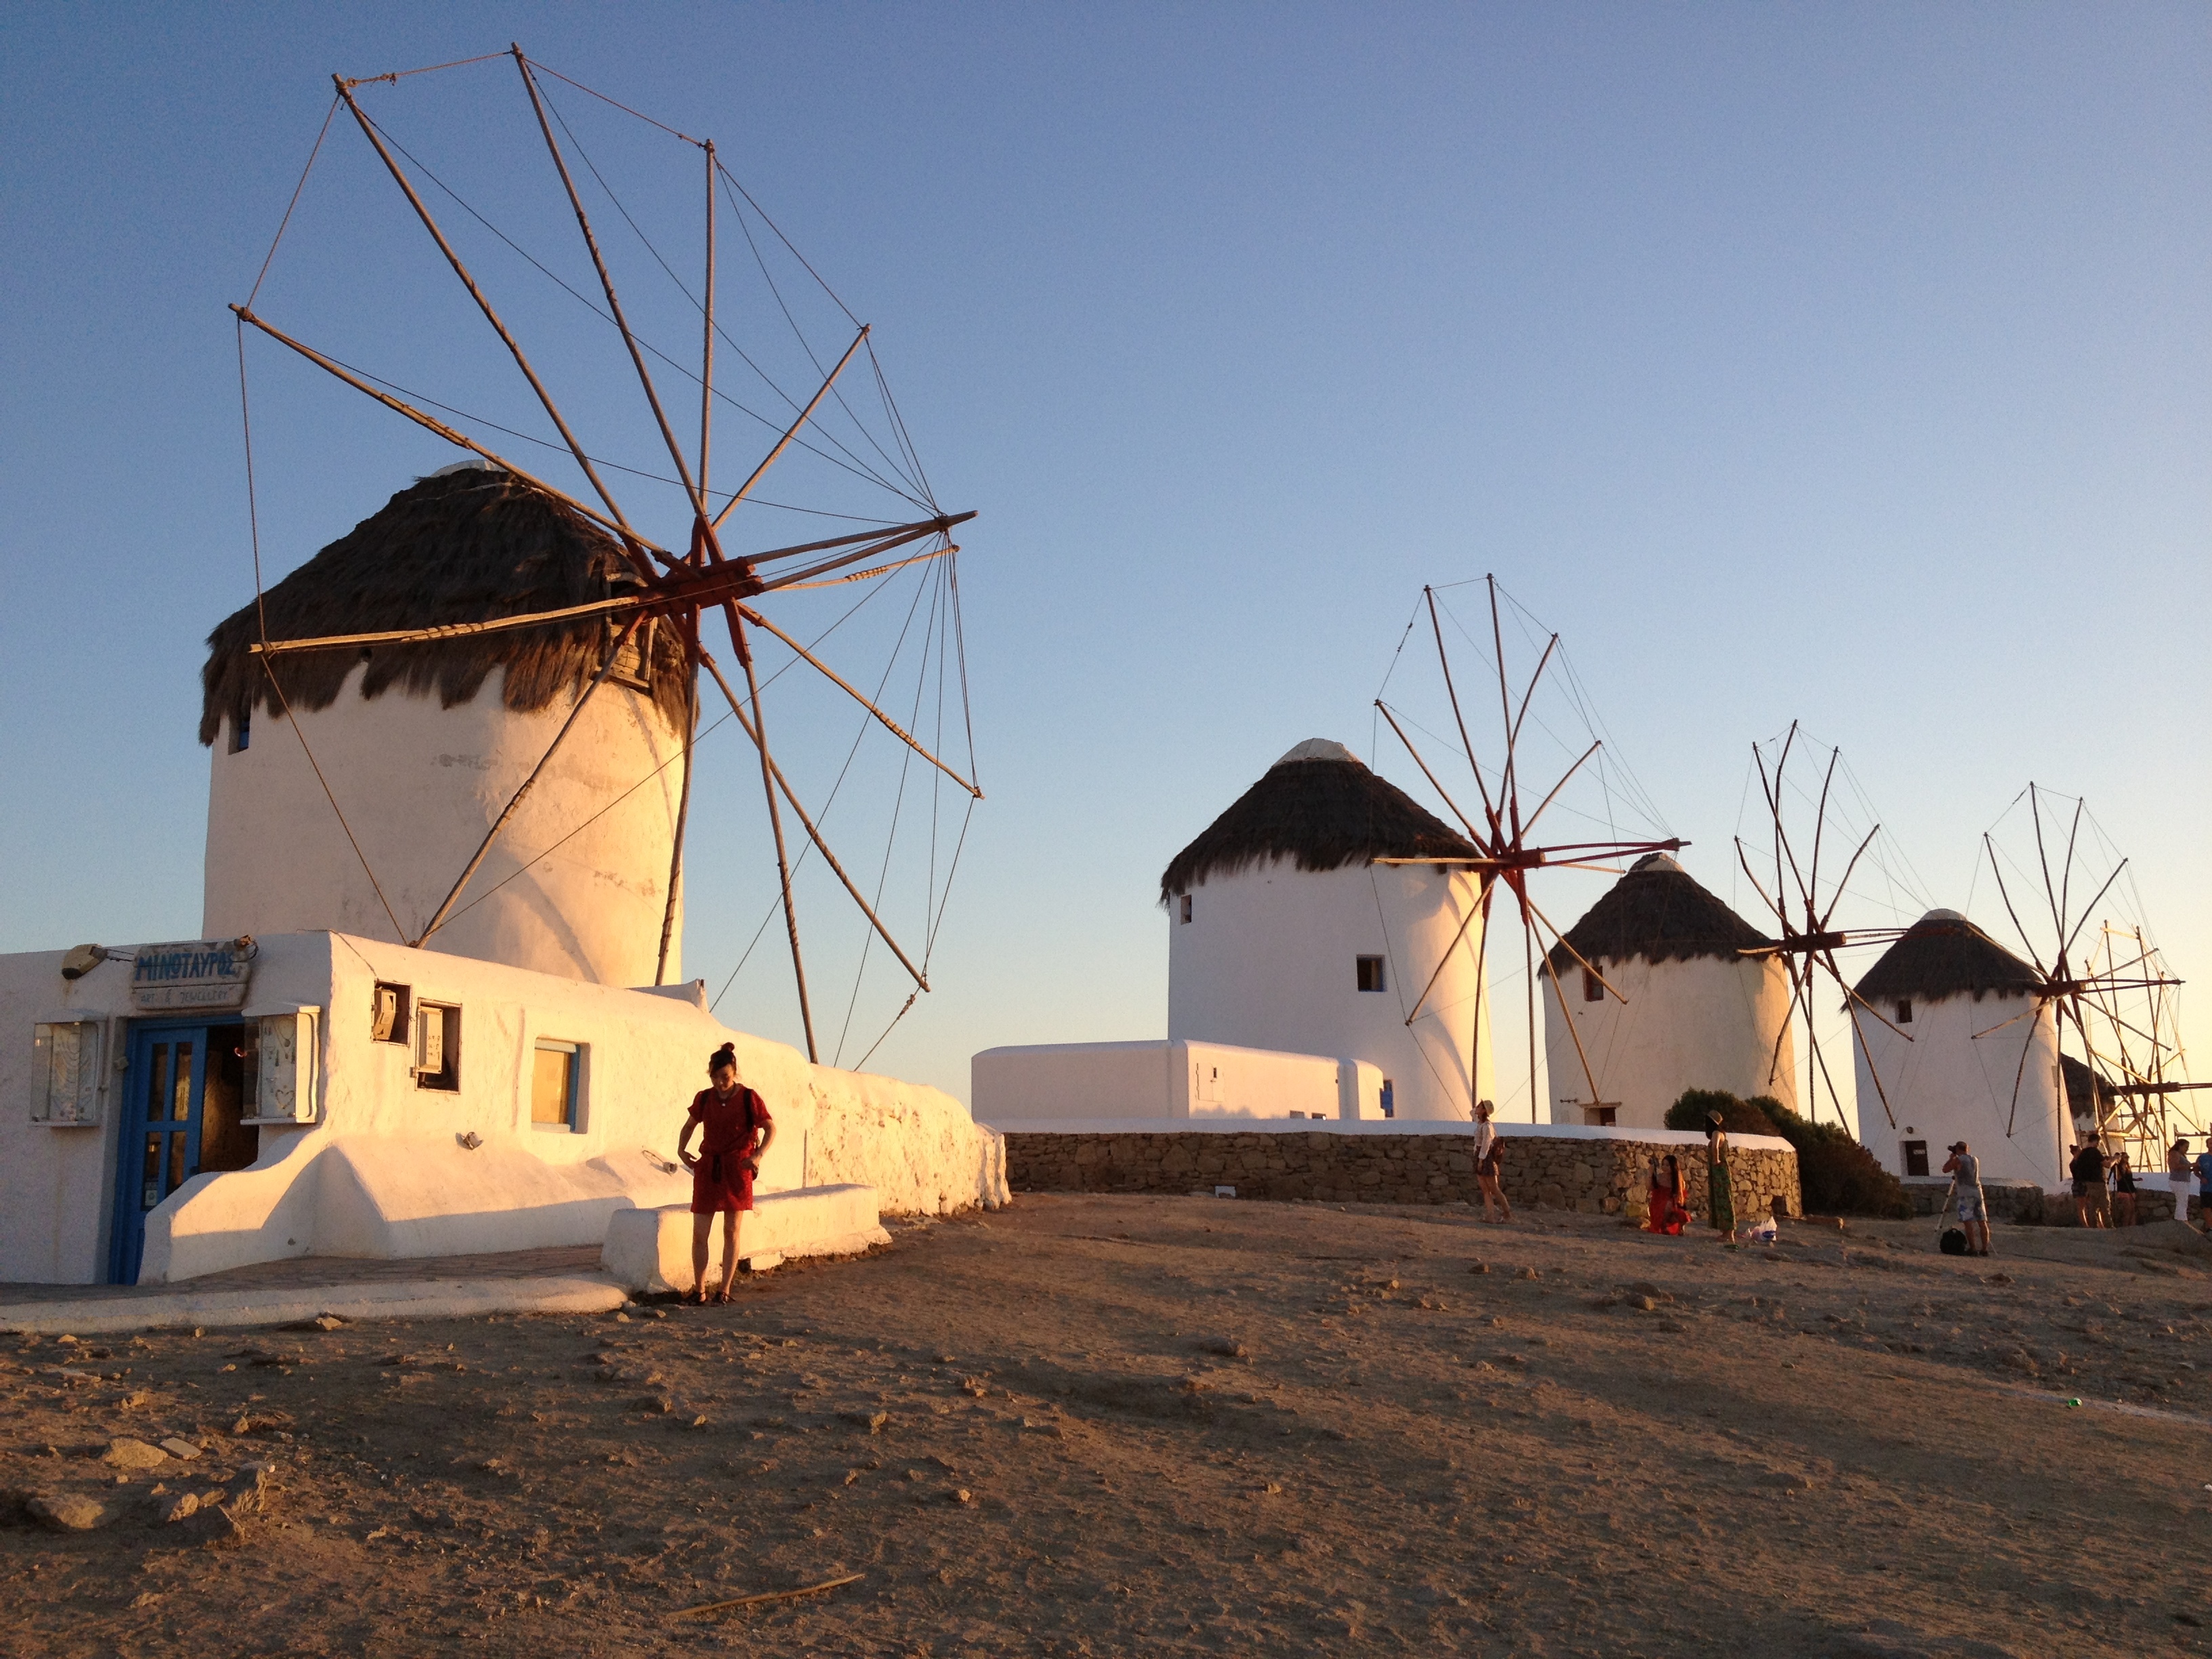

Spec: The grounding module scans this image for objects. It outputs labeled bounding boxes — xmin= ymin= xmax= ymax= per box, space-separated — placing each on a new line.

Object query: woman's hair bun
xmin=708 ymin=1042 xmax=737 ymax=1073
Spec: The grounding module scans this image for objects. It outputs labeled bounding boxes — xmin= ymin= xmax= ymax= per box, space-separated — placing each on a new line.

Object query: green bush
xmin=1664 ymin=1088 xmax=1912 ymax=1219
xmin=1663 ymin=1088 xmax=1778 ymax=1137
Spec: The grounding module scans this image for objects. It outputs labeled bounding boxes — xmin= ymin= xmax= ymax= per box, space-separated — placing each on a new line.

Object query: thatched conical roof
xmin=1159 ymin=741 xmax=1478 ymax=900
xmin=2060 ymin=1054 xmax=2113 ymax=1122
xmin=1852 ymin=909 xmax=2043 ymax=1004
xmin=1544 ymin=852 xmax=1774 ymax=970
xmin=199 ymin=466 xmax=689 ymax=745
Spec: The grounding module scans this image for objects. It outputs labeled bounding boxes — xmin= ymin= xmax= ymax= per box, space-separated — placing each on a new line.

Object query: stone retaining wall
xmin=1003 ymin=1130 xmax=1800 ymax=1221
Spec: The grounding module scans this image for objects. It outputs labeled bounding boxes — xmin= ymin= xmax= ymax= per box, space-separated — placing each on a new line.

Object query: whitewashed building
xmin=1540 ymin=852 xmax=1797 ymax=1129
xmin=3 ymin=469 xmax=1004 ymax=1286
xmin=1851 ymin=909 xmax=2066 ymax=1189
xmin=974 ymin=739 xmax=1493 ymax=1126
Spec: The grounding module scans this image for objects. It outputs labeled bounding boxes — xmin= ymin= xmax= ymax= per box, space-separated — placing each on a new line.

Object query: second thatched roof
xmin=1159 ymin=741 xmax=1479 ymax=900
xmin=1853 ymin=910 xmax=2043 ymax=1004
xmin=199 ymin=466 xmax=690 ymax=746
xmin=1544 ymin=852 xmax=1776 ymax=970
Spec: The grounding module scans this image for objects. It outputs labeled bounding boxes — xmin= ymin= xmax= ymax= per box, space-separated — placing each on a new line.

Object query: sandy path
xmin=3 ymin=1196 xmax=2207 ymax=1656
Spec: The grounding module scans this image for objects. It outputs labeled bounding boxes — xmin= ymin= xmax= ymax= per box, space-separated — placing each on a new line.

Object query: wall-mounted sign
xmin=130 ymin=940 xmax=255 ymax=1012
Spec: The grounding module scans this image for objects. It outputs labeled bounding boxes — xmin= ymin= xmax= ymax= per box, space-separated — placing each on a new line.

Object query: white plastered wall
xmin=1168 ymin=860 xmax=1493 ymax=1121
xmin=1 ymin=931 xmax=1005 ymax=1284
xmin=1541 ymin=954 xmax=1799 ymax=1128
xmin=970 ymin=1040 xmax=1353 ymax=1124
xmin=1853 ymin=990 xmax=2066 ymax=1189
xmin=203 ymin=663 xmax=684 ymax=988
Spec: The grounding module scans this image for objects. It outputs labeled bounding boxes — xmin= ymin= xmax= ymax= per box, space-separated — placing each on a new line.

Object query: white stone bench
xmin=600 ymin=1184 xmax=889 ymax=1293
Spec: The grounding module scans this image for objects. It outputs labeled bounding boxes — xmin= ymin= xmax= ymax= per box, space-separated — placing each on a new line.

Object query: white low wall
xmin=2 ymin=931 xmax=1006 ymax=1284
xmin=972 ymin=1040 xmax=1386 ymax=1127
xmin=602 ymin=1185 xmax=890 ymax=1292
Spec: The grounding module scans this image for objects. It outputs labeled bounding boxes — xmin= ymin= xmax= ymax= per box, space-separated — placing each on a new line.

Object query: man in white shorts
xmin=1942 ymin=1141 xmax=1990 ymax=1257
xmin=2168 ymin=1137 xmax=2196 ymax=1229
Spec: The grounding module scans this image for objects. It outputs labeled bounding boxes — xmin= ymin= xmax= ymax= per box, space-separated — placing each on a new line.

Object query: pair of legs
xmin=691 ymin=1209 xmax=739 ymax=1303
xmin=1477 ymin=1168 xmax=1511 ymax=1223
xmin=2116 ymin=1191 xmax=2137 ymax=1227
xmin=2073 ymin=1189 xmax=2109 ymax=1229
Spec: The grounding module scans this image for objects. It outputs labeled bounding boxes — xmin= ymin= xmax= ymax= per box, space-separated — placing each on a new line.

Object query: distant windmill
xmin=226 ymin=45 xmax=980 ymax=1066
xmin=1974 ymin=785 xmax=2189 ymax=1149
xmin=1732 ymin=723 xmax=1914 ymax=1126
xmin=1373 ymin=578 xmax=1685 ymax=1120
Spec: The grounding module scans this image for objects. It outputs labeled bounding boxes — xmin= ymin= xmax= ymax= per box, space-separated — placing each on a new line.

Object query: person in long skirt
xmin=1704 ymin=1113 xmax=1736 ymax=1240
xmin=1473 ymin=1099 xmax=1511 ymax=1223
xmin=677 ymin=1042 xmax=775 ymax=1305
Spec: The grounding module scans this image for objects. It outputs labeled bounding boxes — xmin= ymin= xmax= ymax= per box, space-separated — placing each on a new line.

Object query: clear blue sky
xmin=3 ymin=5 xmax=2205 ymax=1126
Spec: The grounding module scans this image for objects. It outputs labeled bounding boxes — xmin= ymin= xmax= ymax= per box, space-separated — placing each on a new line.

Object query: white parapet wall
xmin=1 ymin=931 xmax=1006 ymax=1285
xmin=602 ymin=1185 xmax=892 ymax=1292
xmin=972 ymin=1040 xmax=1385 ymax=1126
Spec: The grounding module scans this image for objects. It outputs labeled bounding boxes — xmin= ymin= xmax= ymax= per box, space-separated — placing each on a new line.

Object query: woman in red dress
xmin=677 ymin=1043 xmax=775 ymax=1305
xmin=1645 ymin=1153 xmax=1689 ymax=1235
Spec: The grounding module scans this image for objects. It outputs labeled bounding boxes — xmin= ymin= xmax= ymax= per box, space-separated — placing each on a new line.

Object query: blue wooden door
xmin=110 ymin=1023 xmax=211 ymax=1284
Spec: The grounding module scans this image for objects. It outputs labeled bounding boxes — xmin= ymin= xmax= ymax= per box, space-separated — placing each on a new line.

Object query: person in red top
xmin=677 ymin=1042 xmax=775 ymax=1305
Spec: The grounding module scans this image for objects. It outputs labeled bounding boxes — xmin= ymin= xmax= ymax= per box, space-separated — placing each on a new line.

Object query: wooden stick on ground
xmin=671 ymin=1573 xmax=864 ymax=1620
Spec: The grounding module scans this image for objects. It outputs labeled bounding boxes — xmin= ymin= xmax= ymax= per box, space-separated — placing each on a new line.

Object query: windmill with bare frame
xmin=1729 ymin=722 xmax=1916 ymax=1130
xmin=1370 ymin=577 xmax=1686 ymax=1122
xmin=211 ymin=45 xmax=980 ymax=1068
xmin=1971 ymin=785 xmax=2191 ymax=1164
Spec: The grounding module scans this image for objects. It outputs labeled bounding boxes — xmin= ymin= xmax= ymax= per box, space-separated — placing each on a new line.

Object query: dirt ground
xmin=4 ymin=1195 xmax=2209 ymax=1658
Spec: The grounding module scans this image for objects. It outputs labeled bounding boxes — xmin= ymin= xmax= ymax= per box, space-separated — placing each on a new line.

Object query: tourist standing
xmin=1942 ymin=1141 xmax=1992 ymax=1257
xmin=1704 ymin=1113 xmax=1736 ymax=1240
xmin=1473 ymin=1099 xmax=1511 ymax=1224
xmin=2170 ymin=1138 xmax=2198 ymax=1229
xmin=676 ymin=1042 xmax=776 ymax=1305
xmin=2070 ymin=1141 xmax=2110 ymax=1229
xmin=2194 ymin=1139 xmax=2212 ymax=1234
xmin=2111 ymin=1151 xmax=2138 ymax=1228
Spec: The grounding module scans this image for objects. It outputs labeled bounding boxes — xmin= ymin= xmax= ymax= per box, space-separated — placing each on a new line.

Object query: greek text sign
xmin=130 ymin=941 xmax=253 ymax=1012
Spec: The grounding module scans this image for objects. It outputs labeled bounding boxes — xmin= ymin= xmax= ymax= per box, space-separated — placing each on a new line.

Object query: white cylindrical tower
xmin=199 ymin=465 xmax=689 ymax=987
xmin=1163 ymin=740 xmax=1494 ymax=1121
xmin=1851 ymin=909 xmax=2066 ymax=1189
xmin=1539 ymin=853 xmax=1797 ymax=1129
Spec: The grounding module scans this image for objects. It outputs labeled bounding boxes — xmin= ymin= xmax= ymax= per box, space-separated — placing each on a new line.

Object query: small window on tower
xmin=1179 ymin=894 xmax=1192 ymax=924
xmin=1896 ymin=1000 xmax=1913 ymax=1025
xmin=229 ymin=707 xmax=251 ymax=754
xmin=1582 ymin=968 xmax=1605 ymax=1002
xmin=1355 ymin=956 xmax=1387 ymax=993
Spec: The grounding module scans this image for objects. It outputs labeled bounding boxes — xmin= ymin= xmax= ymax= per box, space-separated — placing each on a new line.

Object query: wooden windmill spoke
xmin=1518 ymin=896 xmax=1609 ymax=1113
xmin=1982 ymin=834 xmax=2052 ymax=977
xmin=771 ymin=544 xmax=954 ymax=593
xmin=245 ymin=518 xmax=967 ymax=657
xmin=1424 ymin=588 xmax=1500 ymax=836
xmin=757 ymin=516 xmax=977 ymax=591
xmin=1504 ymin=632 xmax=1560 ymax=773
xmin=1514 ymin=889 xmax=1628 ymax=1004
xmin=515 ymin=50 xmax=714 ymax=526
xmin=698 ymin=139 xmax=716 ymax=501
xmin=697 ymin=632 xmax=930 ymax=991
xmin=1374 ymin=701 xmax=1490 ymax=848
xmin=1816 ymin=823 xmax=1882 ymax=936
xmin=1733 ymin=837 xmax=1791 ymax=932
xmin=230 ymin=304 xmax=672 ymax=569
xmin=1839 ymin=991 xmax=1900 ymax=1128
xmin=1805 ymin=748 xmax=1841 ymax=919
xmin=1517 ymin=740 xmax=1601 ymax=841
xmin=2057 ymin=860 xmax=2131 ymax=966
xmin=415 ymin=615 xmax=644 ymax=949
xmin=1969 ymin=1003 xmax=2044 ymax=1044
xmin=654 ymin=615 xmax=700 ymax=985
xmin=711 ymin=325 xmax=872 ymax=532
xmin=1401 ymin=874 xmax=1493 ymax=1028
xmin=721 ymin=608 xmax=817 ymax=1060
xmin=736 ymin=605 xmax=980 ymax=798
xmin=333 ymin=82 xmax=657 ymax=581
xmin=1762 ymin=955 xmax=1803 ymax=1091
xmin=2028 ymin=785 xmax=2069 ymax=957
xmin=1486 ymin=576 xmax=1522 ymax=832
